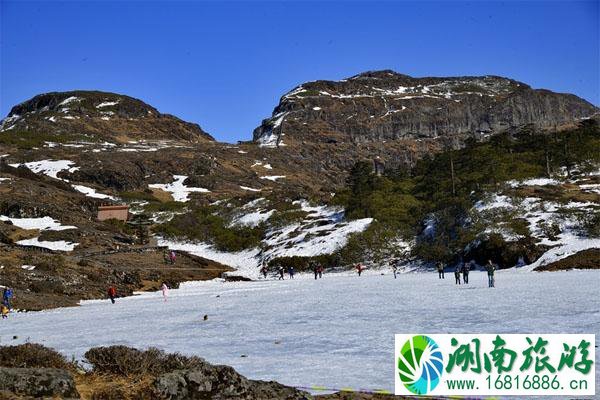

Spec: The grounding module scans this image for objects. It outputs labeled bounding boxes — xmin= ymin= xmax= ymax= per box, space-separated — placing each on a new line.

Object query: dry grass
xmin=536 ymin=249 xmax=600 ymax=271
xmin=149 ymin=188 xmax=174 ymax=202
xmin=84 ymin=346 xmax=206 ymax=377
xmin=0 ymin=343 xmax=72 ymax=370
xmin=75 ymin=373 xmax=155 ymax=400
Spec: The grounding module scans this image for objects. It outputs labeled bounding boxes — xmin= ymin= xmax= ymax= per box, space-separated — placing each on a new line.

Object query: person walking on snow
xmin=288 ymin=266 xmax=295 ymax=279
xmin=437 ymin=262 xmax=445 ymax=279
xmin=462 ymin=262 xmax=470 ymax=284
xmin=161 ymin=282 xmax=169 ymax=302
xmin=317 ymin=264 xmax=323 ymax=279
xmin=260 ymin=265 xmax=268 ymax=279
xmin=356 ymin=264 xmax=364 ymax=277
xmin=2 ymin=288 xmax=13 ymax=309
xmin=1 ymin=303 xmax=8 ymax=319
xmin=278 ymin=265 xmax=284 ymax=280
xmin=454 ymin=266 xmax=461 ymax=285
xmin=107 ymin=286 xmax=117 ymax=304
xmin=169 ymin=250 xmax=177 ymax=265
xmin=392 ymin=260 xmax=399 ymax=279
xmin=486 ymin=260 xmax=496 ymax=288
xmin=312 ymin=263 xmax=318 ymax=280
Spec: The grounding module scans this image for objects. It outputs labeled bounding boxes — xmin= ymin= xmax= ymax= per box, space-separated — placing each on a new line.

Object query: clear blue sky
xmin=1 ymin=1 xmax=598 ymax=142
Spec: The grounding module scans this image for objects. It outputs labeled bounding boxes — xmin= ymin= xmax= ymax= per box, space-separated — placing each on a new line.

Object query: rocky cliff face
xmin=253 ymin=70 xmax=598 ymax=147
xmin=0 ymin=90 xmax=214 ymax=142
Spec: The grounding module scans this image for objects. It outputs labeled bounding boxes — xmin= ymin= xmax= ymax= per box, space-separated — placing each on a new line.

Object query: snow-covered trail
xmin=1 ymin=270 xmax=599 ymax=394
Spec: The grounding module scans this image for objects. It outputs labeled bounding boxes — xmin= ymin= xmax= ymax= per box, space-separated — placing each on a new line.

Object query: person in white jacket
xmin=161 ymin=282 xmax=169 ymax=302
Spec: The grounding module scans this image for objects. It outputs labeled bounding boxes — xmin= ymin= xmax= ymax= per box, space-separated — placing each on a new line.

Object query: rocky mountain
xmin=0 ymin=72 xmax=598 ymax=312
xmin=253 ymin=70 xmax=598 ymax=147
xmin=0 ymin=90 xmax=214 ymax=142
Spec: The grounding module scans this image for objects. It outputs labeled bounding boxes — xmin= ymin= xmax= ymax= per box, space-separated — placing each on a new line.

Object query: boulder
xmin=154 ymin=365 xmax=311 ymax=400
xmin=0 ymin=368 xmax=79 ymax=399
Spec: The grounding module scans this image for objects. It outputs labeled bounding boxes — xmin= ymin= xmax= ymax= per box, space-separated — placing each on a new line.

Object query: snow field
xmin=1 ymin=270 xmax=598 ymax=394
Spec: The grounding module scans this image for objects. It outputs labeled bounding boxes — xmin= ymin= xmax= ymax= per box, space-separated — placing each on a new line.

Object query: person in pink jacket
xmin=161 ymin=282 xmax=169 ymax=302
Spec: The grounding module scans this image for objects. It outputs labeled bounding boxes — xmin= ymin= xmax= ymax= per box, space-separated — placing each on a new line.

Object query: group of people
xmin=1 ymin=287 xmax=13 ymax=319
xmin=260 ymin=262 xmax=326 ymax=280
xmin=437 ymin=259 xmax=497 ymax=287
xmin=260 ymin=261 xmax=372 ymax=280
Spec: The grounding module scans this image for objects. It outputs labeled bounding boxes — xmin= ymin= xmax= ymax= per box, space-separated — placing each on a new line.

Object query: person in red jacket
xmin=107 ymin=286 xmax=116 ymax=304
xmin=356 ymin=264 xmax=364 ymax=277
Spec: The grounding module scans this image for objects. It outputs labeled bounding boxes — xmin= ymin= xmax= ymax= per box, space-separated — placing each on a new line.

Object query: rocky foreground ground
xmin=0 ymin=344 xmax=409 ymax=400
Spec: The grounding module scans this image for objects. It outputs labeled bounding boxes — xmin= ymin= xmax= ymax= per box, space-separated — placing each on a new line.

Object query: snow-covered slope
xmin=470 ymin=168 xmax=600 ymax=269
xmin=159 ymin=200 xmax=372 ymax=278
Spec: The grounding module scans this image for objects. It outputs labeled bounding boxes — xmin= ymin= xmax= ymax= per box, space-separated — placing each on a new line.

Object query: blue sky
xmin=1 ymin=1 xmax=598 ymax=142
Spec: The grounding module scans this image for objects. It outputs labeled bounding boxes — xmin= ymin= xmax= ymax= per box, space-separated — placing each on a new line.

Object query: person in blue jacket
xmin=2 ymin=287 xmax=14 ymax=309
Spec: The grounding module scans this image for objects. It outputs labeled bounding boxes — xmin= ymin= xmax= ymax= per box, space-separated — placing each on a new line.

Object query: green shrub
xmin=143 ymin=201 xmax=186 ymax=213
xmin=155 ymin=206 xmax=264 ymax=251
xmin=119 ymin=191 xmax=158 ymax=202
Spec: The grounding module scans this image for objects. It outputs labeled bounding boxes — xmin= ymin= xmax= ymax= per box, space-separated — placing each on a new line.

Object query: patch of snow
xmin=474 ymin=194 xmax=513 ymax=211
xmin=0 ymin=216 xmax=76 ymax=231
xmin=523 ymin=231 xmax=600 ymax=271
xmin=0 ymin=114 xmax=21 ymax=130
xmin=96 ymin=101 xmax=119 ymax=108
xmin=240 ymin=186 xmax=261 ymax=192
xmin=58 ymin=96 xmax=81 ymax=106
xmin=72 ymin=184 xmax=116 ymax=200
xmin=260 ymin=175 xmax=285 ymax=182
xmin=231 ymin=210 xmax=275 ymax=228
xmin=21 ymin=265 xmax=36 ymax=271
xmin=508 ymin=178 xmax=560 ymax=187
xmin=62 ymin=116 xmax=76 ymax=120
xmin=16 ymin=237 xmax=78 ymax=252
xmin=158 ymin=238 xmax=261 ymax=277
xmin=237 ymin=150 xmax=248 ymax=154
xmin=312 ymin=107 xmax=321 ymax=111
xmin=149 ymin=175 xmax=209 ymax=202
xmin=579 ymin=184 xmax=600 ymax=194
xmin=9 ymin=160 xmax=79 ymax=181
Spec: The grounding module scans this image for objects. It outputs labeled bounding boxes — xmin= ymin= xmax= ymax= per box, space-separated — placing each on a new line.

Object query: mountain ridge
xmin=1 ymin=90 xmax=214 ymax=142
xmin=253 ymin=70 xmax=598 ymax=147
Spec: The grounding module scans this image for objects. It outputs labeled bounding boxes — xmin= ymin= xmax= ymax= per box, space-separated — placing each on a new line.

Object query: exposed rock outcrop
xmin=253 ymin=70 xmax=598 ymax=147
xmin=154 ymin=365 xmax=311 ymax=400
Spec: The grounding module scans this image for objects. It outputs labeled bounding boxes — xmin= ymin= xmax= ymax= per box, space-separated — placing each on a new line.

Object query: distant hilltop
xmin=253 ymin=70 xmax=598 ymax=147
xmin=0 ymin=90 xmax=213 ymax=142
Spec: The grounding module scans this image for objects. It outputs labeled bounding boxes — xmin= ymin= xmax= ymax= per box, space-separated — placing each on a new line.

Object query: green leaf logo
xmin=397 ymin=335 xmax=444 ymax=394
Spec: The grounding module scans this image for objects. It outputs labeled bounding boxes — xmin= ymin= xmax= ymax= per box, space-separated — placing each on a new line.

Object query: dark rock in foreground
xmin=0 ymin=367 xmax=79 ymax=399
xmin=155 ymin=366 xmax=311 ymax=400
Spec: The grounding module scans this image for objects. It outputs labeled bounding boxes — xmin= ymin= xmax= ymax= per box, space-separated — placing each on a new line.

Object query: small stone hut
xmin=97 ymin=205 xmax=129 ymax=222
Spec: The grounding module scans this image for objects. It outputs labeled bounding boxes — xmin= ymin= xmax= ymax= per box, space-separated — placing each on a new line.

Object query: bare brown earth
xmin=535 ymin=248 xmax=600 ymax=271
xmin=0 ymin=245 xmax=231 ymax=311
